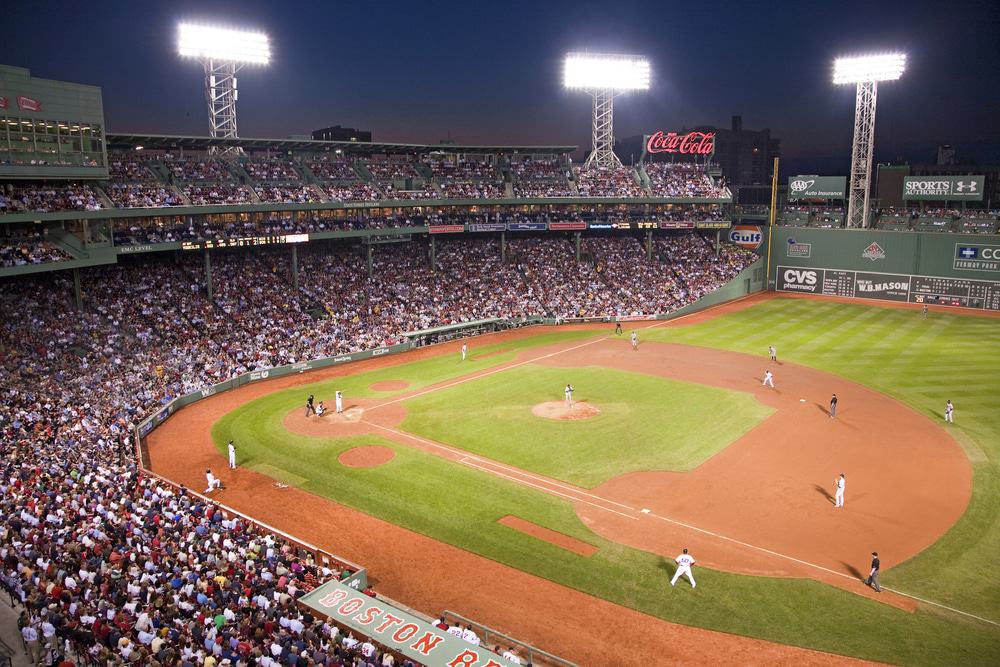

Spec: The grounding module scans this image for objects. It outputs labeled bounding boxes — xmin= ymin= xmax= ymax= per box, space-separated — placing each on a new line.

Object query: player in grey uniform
xmin=944 ymin=400 xmax=954 ymax=423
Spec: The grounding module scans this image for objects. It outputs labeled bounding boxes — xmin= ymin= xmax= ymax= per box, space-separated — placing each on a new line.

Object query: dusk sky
xmin=2 ymin=0 xmax=999 ymax=172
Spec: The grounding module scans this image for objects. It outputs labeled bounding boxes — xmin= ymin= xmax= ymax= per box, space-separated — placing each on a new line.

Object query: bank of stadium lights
xmin=177 ymin=23 xmax=271 ymax=154
xmin=833 ymin=53 xmax=907 ymax=228
xmin=563 ymin=53 xmax=650 ymax=169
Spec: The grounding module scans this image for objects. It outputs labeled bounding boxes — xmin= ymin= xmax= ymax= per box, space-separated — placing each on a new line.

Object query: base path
xmin=146 ymin=310 xmax=960 ymax=665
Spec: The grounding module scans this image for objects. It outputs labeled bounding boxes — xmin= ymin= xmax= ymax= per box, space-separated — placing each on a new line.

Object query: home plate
xmin=800 ymin=398 xmax=806 ymax=402
xmin=641 ymin=508 xmax=651 ymax=514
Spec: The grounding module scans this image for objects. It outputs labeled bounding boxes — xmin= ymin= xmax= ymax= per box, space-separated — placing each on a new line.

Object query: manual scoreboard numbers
xmin=777 ymin=266 xmax=1000 ymax=311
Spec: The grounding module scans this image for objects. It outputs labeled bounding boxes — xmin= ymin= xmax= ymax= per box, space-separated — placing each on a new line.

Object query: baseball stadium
xmin=2 ymin=6 xmax=1000 ymax=667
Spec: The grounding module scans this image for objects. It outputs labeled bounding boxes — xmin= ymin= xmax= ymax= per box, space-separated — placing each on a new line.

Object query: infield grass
xmin=401 ymin=364 xmax=771 ymax=487
xmin=211 ymin=299 xmax=1000 ymax=665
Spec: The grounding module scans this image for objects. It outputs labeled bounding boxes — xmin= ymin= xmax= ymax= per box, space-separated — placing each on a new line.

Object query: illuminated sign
xmin=181 ymin=234 xmax=310 ymax=250
xmin=728 ymin=224 xmax=763 ymax=250
xmin=645 ymin=131 xmax=715 ymax=156
xmin=427 ymin=224 xmax=464 ymax=234
xmin=507 ymin=222 xmax=547 ymax=231
xmin=549 ymin=222 xmax=588 ymax=231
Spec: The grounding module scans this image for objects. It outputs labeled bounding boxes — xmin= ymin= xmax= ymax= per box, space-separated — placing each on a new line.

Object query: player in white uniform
xmin=564 ymin=384 xmax=574 ymax=405
xmin=335 ymin=391 xmax=343 ymax=414
xmin=768 ymin=345 xmax=777 ymax=362
xmin=446 ymin=625 xmax=464 ymax=639
xmin=205 ymin=469 xmax=222 ymax=493
xmin=630 ymin=331 xmax=638 ymax=351
xmin=461 ymin=343 xmax=467 ymax=361
xmin=944 ymin=400 xmax=954 ymax=423
xmin=834 ymin=473 xmax=845 ymax=508
xmin=670 ymin=548 xmax=696 ymax=588
xmin=227 ymin=441 xmax=237 ymax=469
xmin=315 ymin=401 xmax=326 ymax=416
xmin=762 ymin=370 xmax=774 ymax=388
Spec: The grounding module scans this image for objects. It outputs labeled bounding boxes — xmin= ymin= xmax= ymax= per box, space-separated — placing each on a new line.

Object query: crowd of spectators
xmin=164 ymin=157 xmax=234 ymax=182
xmin=253 ymin=186 xmax=316 ymax=204
xmin=0 ymin=232 xmax=73 ymax=267
xmin=322 ymin=183 xmax=382 ymax=203
xmin=363 ymin=160 xmax=419 ymax=181
xmin=424 ymin=159 xmax=497 ymax=180
xmin=105 ymin=184 xmax=186 ymax=209
xmin=0 ymin=183 xmax=105 ymax=213
xmin=573 ymin=166 xmax=645 ymax=198
xmin=183 ymin=186 xmax=256 ymax=206
xmin=306 ymin=159 xmax=358 ymax=181
xmin=242 ymin=157 xmax=301 ymax=182
xmin=643 ymin=163 xmax=730 ymax=198
xmin=437 ymin=181 xmax=506 ymax=199
xmin=0 ymin=232 xmax=757 ymax=664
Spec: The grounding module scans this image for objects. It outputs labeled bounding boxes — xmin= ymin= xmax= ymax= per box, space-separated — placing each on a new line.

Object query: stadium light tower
xmin=833 ymin=53 xmax=906 ymax=228
xmin=177 ymin=23 xmax=271 ymax=154
xmin=564 ymin=53 xmax=650 ymax=169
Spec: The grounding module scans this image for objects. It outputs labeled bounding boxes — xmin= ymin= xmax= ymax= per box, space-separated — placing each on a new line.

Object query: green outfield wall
xmin=767 ymin=227 xmax=1000 ymax=311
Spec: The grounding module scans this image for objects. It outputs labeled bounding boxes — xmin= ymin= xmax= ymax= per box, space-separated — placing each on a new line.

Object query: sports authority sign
xmin=954 ymin=243 xmax=1000 ymax=272
xmin=643 ymin=130 xmax=715 ymax=156
xmin=903 ymin=175 xmax=984 ymax=201
xmin=776 ymin=265 xmax=1000 ymax=311
xmin=299 ymin=579 xmax=518 ymax=666
xmin=728 ymin=224 xmax=763 ymax=250
xmin=787 ymin=175 xmax=846 ymax=200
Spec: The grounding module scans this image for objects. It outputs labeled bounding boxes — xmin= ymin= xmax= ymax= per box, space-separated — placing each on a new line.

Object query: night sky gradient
xmin=2 ymin=0 xmax=998 ymax=173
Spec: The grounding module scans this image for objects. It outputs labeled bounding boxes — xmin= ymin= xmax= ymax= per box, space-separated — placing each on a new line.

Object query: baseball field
xmin=147 ymin=295 xmax=1000 ymax=666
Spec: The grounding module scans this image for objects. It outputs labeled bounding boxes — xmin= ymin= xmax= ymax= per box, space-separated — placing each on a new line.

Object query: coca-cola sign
xmin=645 ymin=131 xmax=715 ymax=155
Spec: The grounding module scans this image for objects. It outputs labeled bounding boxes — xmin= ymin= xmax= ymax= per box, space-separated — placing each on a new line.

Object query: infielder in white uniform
xmin=670 ymin=548 xmax=696 ymax=588
xmin=762 ymin=370 xmax=774 ymax=388
xmin=335 ymin=391 xmax=343 ymax=414
xmin=944 ymin=400 xmax=954 ymax=423
xmin=564 ymin=384 xmax=574 ymax=405
xmin=768 ymin=345 xmax=777 ymax=362
xmin=227 ymin=441 xmax=236 ymax=469
xmin=834 ymin=473 xmax=845 ymax=508
xmin=461 ymin=343 xmax=467 ymax=361
xmin=205 ymin=469 xmax=222 ymax=493
xmin=630 ymin=331 xmax=638 ymax=351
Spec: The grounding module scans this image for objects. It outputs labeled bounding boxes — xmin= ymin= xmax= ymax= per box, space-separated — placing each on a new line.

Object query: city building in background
xmin=312 ymin=125 xmax=372 ymax=142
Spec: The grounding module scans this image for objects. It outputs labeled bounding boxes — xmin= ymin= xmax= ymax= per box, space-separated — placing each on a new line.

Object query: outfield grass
xmin=211 ymin=304 xmax=1000 ymax=665
xmin=401 ymin=364 xmax=772 ymax=487
xmin=644 ymin=297 xmax=1000 ymax=620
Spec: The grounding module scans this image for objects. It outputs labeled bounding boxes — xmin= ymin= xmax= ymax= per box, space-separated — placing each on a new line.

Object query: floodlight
xmin=177 ymin=23 xmax=271 ymax=153
xmin=833 ymin=53 xmax=906 ymax=84
xmin=563 ymin=53 xmax=650 ymax=91
xmin=563 ymin=52 xmax=650 ymax=169
xmin=833 ymin=52 xmax=906 ymax=228
xmin=177 ymin=24 xmax=271 ymax=65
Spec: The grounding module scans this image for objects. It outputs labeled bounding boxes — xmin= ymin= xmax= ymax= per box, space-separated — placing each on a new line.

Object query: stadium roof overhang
xmin=106 ymin=133 xmax=577 ymax=155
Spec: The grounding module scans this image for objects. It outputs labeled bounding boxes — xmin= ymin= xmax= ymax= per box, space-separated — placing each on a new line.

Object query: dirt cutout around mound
xmin=532 ymin=400 xmax=601 ymax=421
xmin=370 ymin=380 xmax=410 ymax=392
xmin=339 ymin=445 xmax=395 ymax=468
xmin=499 ymin=515 xmax=598 ymax=556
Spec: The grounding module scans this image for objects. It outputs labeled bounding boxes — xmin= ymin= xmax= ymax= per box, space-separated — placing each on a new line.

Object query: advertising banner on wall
xmin=787 ymin=175 xmax=846 ymax=200
xmin=903 ymin=176 xmax=984 ymax=201
xmin=643 ymin=130 xmax=716 ymax=156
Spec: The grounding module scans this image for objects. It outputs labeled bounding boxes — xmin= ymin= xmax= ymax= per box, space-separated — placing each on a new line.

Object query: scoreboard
xmin=777 ymin=266 xmax=1000 ymax=311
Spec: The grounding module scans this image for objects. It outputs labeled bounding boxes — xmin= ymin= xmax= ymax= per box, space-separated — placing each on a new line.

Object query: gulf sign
xmin=728 ymin=224 xmax=763 ymax=250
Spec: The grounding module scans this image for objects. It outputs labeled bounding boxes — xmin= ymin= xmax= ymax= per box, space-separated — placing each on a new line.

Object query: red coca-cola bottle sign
xmin=645 ymin=131 xmax=715 ymax=155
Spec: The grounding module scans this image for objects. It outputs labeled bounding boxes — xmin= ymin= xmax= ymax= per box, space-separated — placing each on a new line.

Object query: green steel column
xmin=716 ymin=229 xmax=721 ymax=257
xmin=501 ymin=232 xmax=507 ymax=262
xmin=72 ymin=268 xmax=82 ymax=310
xmin=291 ymin=244 xmax=299 ymax=291
xmin=430 ymin=236 xmax=437 ymax=271
xmin=204 ymin=249 xmax=213 ymax=301
xmin=646 ymin=230 xmax=653 ymax=260
xmin=575 ymin=232 xmax=581 ymax=261
xmin=367 ymin=244 xmax=374 ymax=279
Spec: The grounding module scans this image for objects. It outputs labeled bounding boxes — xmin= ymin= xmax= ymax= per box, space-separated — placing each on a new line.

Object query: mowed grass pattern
xmin=645 ymin=297 xmax=1000 ymax=619
xmin=401 ymin=364 xmax=772 ymax=487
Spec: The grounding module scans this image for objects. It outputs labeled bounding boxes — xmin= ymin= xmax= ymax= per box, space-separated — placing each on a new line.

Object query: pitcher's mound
xmin=532 ymin=401 xmax=601 ymax=421
xmin=339 ymin=445 xmax=395 ymax=468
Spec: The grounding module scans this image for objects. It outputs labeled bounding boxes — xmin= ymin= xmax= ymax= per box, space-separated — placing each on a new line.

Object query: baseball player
xmin=867 ymin=552 xmax=882 ymax=592
xmin=564 ymin=383 xmax=574 ymax=405
xmin=762 ymin=369 xmax=774 ymax=388
xmin=305 ymin=394 xmax=315 ymax=417
xmin=768 ymin=345 xmax=777 ymax=362
xmin=227 ymin=441 xmax=237 ymax=469
xmin=336 ymin=391 xmax=343 ymax=414
xmin=630 ymin=331 xmax=638 ymax=351
xmin=205 ymin=469 xmax=223 ymax=494
xmin=922 ymin=303 xmax=928 ymax=319
xmin=944 ymin=400 xmax=954 ymax=423
xmin=315 ymin=401 xmax=326 ymax=416
xmin=834 ymin=473 xmax=845 ymax=508
xmin=461 ymin=343 xmax=468 ymax=361
xmin=615 ymin=320 xmax=622 ymax=336
xmin=670 ymin=548 xmax=696 ymax=588
xmin=830 ymin=393 xmax=838 ymax=418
